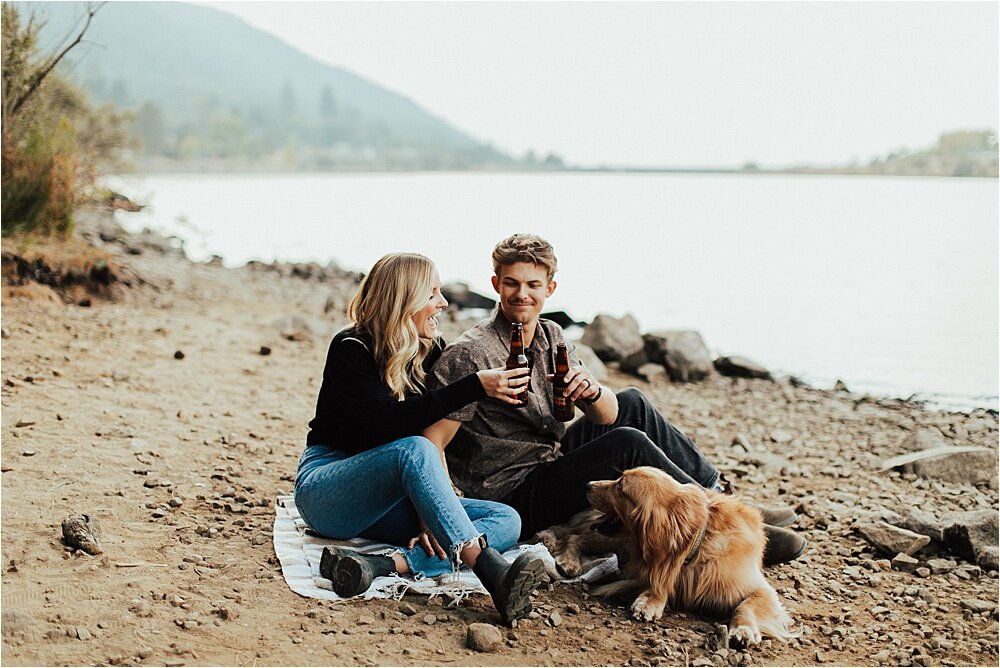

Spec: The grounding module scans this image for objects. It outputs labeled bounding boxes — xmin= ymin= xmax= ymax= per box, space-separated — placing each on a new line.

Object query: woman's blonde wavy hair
xmin=348 ymin=253 xmax=437 ymax=400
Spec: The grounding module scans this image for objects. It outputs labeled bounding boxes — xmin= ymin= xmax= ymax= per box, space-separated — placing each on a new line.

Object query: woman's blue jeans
xmin=294 ymin=436 xmax=521 ymax=578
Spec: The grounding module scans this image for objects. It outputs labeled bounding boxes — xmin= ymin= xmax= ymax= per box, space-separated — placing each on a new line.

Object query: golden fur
xmin=586 ymin=467 xmax=794 ymax=645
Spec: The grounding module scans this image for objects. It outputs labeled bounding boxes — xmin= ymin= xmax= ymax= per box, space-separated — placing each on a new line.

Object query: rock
xmin=634 ymin=362 xmax=669 ymax=384
xmin=422 ymin=614 xmax=437 ymax=625
xmin=959 ymin=599 xmax=995 ymax=614
xmin=620 ymin=347 xmax=651 ymax=375
xmin=925 ymin=558 xmax=957 ymax=574
xmin=907 ymin=448 xmax=998 ymax=486
xmin=581 ymin=313 xmax=644 ymax=362
xmin=76 ymin=627 xmax=92 ymax=641
xmin=466 ymin=623 xmax=503 ymax=652
xmin=251 ymin=534 xmax=269 ymax=546
xmin=713 ymin=355 xmax=772 ymax=380
xmin=548 ymin=611 xmax=562 ymax=627
xmin=129 ymin=599 xmax=152 ymax=617
xmin=173 ymin=350 xmax=185 ymax=360
xmin=856 ymin=520 xmax=930 ymax=556
xmin=940 ymin=510 xmax=999 ymax=568
xmin=61 ymin=514 xmax=103 ymax=555
xmin=891 ymin=553 xmax=919 ymax=572
xmin=259 ymin=346 xmax=272 ymax=356
xmin=572 ymin=343 xmax=608 ymax=382
xmin=541 ymin=310 xmax=585 ymax=329
xmin=642 ymin=330 xmax=714 ymax=382
xmin=441 ymin=283 xmax=496 ymax=310
xmin=15 ymin=418 xmax=36 ymax=428
xmin=770 ymin=429 xmax=794 ymax=444
xmin=112 ymin=370 xmax=130 ymax=382
xmin=21 ymin=449 xmax=35 ymax=457
xmin=833 ymin=379 xmax=850 ymax=392
xmin=399 ymin=603 xmax=418 ymax=616
xmin=1 ymin=610 xmax=39 ymax=640
xmin=897 ymin=429 xmax=948 ymax=453
xmin=891 ymin=508 xmax=945 ymax=542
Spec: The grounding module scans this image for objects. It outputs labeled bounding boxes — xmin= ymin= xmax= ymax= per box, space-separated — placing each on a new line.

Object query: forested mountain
xmin=20 ymin=1 xmax=515 ymax=169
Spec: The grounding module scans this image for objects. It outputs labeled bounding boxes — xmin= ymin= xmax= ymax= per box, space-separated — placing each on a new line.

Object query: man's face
xmin=491 ymin=261 xmax=556 ymax=325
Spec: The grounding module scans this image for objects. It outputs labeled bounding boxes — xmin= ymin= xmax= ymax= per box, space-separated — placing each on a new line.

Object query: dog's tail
xmin=591 ymin=578 xmax=643 ymax=599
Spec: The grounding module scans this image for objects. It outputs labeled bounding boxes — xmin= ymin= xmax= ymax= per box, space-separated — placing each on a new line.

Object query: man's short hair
xmin=492 ymin=234 xmax=558 ymax=280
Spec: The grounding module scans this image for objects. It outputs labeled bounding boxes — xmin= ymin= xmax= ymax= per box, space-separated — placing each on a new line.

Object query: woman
xmin=295 ymin=252 xmax=545 ymax=625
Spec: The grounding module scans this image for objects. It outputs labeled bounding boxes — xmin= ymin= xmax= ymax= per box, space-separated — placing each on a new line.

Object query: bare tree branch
xmin=9 ymin=1 xmax=105 ymax=119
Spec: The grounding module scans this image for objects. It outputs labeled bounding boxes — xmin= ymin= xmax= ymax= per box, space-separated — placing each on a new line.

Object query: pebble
xmin=174 ymin=350 xmax=185 ymax=360
xmin=252 ymin=534 xmax=269 ymax=546
xmin=399 ymin=603 xmax=417 ymax=616
xmin=548 ymin=611 xmax=563 ymax=627
xmin=21 ymin=449 xmax=35 ymax=457
xmin=76 ymin=627 xmax=92 ymax=641
xmin=466 ymin=623 xmax=503 ymax=652
xmin=566 ymin=602 xmax=581 ymax=614
xmin=422 ymin=614 xmax=437 ymax=625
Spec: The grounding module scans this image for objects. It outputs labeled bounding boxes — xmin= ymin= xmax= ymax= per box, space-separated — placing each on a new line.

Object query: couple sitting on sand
xmin=293 ymin=233 xmax=806 ymax=625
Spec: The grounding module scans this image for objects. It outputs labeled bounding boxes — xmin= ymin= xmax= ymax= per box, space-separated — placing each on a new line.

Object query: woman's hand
xmin=407 ymin=517 xmax=447 ymax=559
xmin=477 ymin=366 xmax=531 ymax=404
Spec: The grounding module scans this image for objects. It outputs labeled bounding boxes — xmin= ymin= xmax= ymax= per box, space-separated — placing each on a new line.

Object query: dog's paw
xmin=631 ymin=592 xmax=665 ymax=622
xmin=728 ymin=624 xmax=762 ymax=647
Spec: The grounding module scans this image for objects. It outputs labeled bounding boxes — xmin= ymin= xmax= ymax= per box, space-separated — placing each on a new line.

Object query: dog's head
xmin=587 ymin=466 xmax=708 ymax=564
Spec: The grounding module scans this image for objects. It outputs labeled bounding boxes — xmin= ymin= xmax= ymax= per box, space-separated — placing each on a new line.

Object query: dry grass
xmin=1 ymin=234 xmax=125 ymax=305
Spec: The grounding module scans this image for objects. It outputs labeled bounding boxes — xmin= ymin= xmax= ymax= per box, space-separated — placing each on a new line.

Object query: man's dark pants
xmin=501 ymin=387 xmax=719 ymax=539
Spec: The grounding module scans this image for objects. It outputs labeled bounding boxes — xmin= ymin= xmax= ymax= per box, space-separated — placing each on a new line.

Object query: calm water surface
xmin=104 ymin=172 xmax=999 ymax=410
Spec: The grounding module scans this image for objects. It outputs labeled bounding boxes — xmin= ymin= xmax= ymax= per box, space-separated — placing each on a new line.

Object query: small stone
xmin=872 ymin=650 xmax=890 ymax=663
xmin=467 ymin=623 xmax=503 ymax=652
xmin=399 ymin=603 xmax=417 ymax=616
xmin=259 ymin=346 xmax=272 ymax=356
xmin=565 ymin=603 xmax=581 ymax=614
xmin=770 ymin=429 xmax=794 ymax=444
xmin=548 ymin=611 xmax=563 ymax=627
xmin=252 ymin=534 xmax=269 ymax=546
xmin=15 ymin=419 xmax=36 ymax=428
xmin=892 ymin=553 xmax=920 ymax=572
xmin=357 ymin=615 xmax=375 ymax=626
xmin=129 ymin=599 xmax=152 ymax=617
xmin=422 ymin=614 xmax=437 ymax=625
xmin=174 ymin=351 xmax=185 ymax=360
xmin=915 ymin=567 xmax=930 ymax=578
xmin=21 ymin=449 xmax=35 ymax=457
xmin=76 ymin=627 xmax=92 ymax=641
xmin=138 ymin=647 xmax=153 ymax=659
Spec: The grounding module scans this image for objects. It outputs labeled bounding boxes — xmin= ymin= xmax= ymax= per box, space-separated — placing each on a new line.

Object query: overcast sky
xmin=198 ymin=0 xmax=998 ymax=168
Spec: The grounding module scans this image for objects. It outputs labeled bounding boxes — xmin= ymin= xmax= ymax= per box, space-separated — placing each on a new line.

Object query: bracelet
xmin=582 ymin=385 xmax=603 ymax=405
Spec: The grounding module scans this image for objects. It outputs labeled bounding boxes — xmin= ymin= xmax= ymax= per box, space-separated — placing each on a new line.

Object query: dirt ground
xmin=2 ymin=217 xmax=998 ymax=667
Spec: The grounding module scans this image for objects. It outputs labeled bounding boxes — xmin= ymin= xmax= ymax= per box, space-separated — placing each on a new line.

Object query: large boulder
xmin=940 ymin=510 xmax=999 ymax=570
xmin=572 ymin=342 xmax=608 ymax=383
xmin=713 ymin=355 xmax=772 ymax=380
xmin=643 ymin=330 xmax=714 ymax=382
xmin=881 ymin=445 xmax=998 ymax=486
xmin=441 ymin=282 xmax=496 ymax=310
xmin=896 ymin=428 xmax=949 ymax=453
xmin=580 ymin=313 xmax=644 ymax=362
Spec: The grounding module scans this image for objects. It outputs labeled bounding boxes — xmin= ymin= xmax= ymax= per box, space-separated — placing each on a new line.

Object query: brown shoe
xmin=756 ymin=505 xmax=799 ymax=528
xmin=763 ymin=525 xmax=806 ymax=566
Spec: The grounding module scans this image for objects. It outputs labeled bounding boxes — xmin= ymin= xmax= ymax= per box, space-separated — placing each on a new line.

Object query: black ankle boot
xmin=473 ymin=547 xmax=546 ymax=626
xmin=320 ymin=546 xmax=395 ymax=597
xmin=763 ymin=525 xmax=807 ymax=566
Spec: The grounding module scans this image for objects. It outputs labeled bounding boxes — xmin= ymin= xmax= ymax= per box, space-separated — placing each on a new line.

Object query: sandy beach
xmin=1 ymin=210 xmax=997 ymax=667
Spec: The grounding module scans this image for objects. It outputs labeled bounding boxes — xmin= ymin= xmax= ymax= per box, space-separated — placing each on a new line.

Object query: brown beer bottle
xmin=553 ymin=342 xmax=575 ymax=421
xmin=506 ymin=322 xmax=529 ymax=405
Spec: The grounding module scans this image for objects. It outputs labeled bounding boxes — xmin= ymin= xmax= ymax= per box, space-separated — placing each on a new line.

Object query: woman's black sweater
xmin=305 ymin=327 xmax=485 ymax=453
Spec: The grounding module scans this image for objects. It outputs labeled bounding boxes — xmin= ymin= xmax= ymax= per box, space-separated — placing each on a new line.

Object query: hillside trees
xmin=1 ymin=1 xmax=134 ymax=236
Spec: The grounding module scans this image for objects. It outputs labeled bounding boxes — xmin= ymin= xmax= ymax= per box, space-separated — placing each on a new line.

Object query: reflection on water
xmin=104 ymin=172 xmax=999 ymax=411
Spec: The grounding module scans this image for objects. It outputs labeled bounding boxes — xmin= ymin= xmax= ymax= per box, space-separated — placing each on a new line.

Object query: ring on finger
xmin=582 ymin=379 xmax=592 ymax=390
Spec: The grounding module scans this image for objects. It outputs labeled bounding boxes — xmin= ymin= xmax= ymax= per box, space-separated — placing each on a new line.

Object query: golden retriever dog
xmin=586 ymin=466 xmax=793 ymax=645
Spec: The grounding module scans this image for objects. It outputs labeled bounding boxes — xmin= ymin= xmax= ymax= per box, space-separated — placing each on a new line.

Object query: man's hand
xmin=547 ymin=365 xmax=600 ymax=403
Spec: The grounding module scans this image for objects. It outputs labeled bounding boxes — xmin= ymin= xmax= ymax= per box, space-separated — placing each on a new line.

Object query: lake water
xmin=103 ymin=172 xmax=999 ymax=411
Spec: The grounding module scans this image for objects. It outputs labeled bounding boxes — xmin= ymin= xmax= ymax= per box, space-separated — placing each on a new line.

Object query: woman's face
xmin=412 ymin=269 xmax=448 ymax=339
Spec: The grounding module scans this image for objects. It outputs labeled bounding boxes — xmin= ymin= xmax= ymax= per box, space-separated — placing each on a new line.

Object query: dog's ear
xmin=632 ymin=476 xmax=705 ymax=564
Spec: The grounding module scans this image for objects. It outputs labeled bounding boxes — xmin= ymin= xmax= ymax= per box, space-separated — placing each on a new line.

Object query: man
xmin=425 ymin=234 xmax=805 ymax=565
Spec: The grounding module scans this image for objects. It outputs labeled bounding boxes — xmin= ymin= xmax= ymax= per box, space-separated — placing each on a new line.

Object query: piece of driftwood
xmin=61 ymin=514 xmax=103 ymax=555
